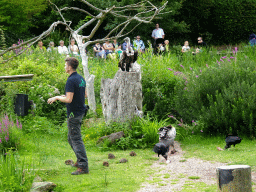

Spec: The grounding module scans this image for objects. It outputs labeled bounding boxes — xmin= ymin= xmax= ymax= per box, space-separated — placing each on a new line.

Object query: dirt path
xmin=138 ymin=141 xmax=256 ymax=192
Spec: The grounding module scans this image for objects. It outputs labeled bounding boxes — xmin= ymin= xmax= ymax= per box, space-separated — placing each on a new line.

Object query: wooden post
xmin=216 ymin=165 xmax=252 ymax=192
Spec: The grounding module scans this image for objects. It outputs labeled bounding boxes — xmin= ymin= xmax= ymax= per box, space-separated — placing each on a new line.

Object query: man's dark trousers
xmin=67 ymin=114 xmax=88 ymax=170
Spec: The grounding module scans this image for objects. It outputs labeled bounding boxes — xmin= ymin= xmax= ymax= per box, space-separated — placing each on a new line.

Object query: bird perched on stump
xmin=225 ymin=135 xmax=242 ymax=149
xmin=118 ymin=37 xmax=138 ymax=72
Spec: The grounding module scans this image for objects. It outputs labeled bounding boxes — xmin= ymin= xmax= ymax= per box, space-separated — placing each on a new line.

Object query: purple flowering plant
xmin=0 ymin=114 xmax=23 ymax=152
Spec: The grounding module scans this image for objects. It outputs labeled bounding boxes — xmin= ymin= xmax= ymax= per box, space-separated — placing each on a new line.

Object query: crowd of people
xmin=91 ymin=23 xmax=211 ymax=59
xmin=15 ymin=23 xmax=251 ymax=60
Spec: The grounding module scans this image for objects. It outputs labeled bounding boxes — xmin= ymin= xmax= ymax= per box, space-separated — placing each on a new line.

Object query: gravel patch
xmin=138 ymin=141 xmax=256 ymax=192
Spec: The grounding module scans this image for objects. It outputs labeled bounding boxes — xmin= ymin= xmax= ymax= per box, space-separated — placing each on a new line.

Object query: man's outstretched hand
xmin=47 ymin=96 xmax=57 ymax=104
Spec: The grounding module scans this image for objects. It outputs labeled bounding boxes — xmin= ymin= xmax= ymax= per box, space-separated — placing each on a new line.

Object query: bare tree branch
xmin=75 ymin=17 xmax=97 ymax=36
xmin=0 ymin=21 xmax=70 ymax=63
xmin=114 ymin=1 xmax=147 ymax=9
xmin=79 ymin=0 xmax=104 ymax=13
xmin=60 ymin=7 xmax=96 ymax=18
xmin=49 ymin=0 xmax=67 ymax=24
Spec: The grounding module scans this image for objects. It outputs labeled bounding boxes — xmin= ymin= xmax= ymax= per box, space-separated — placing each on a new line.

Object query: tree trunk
xmin=216 ymin=165 xmax=252 ymax=192
xmin=72 ymin=33 xmax=96 ymax=113
xmin=100 ymin=70 xmax=143 ymax=123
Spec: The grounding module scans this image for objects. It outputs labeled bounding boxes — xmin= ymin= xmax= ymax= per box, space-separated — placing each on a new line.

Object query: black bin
xmin=14 ymin=94 xmax=29 ymax=116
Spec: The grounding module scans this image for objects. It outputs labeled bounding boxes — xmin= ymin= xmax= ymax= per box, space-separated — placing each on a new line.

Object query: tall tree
xmin=0 ymin=0 xmax=48 ymax=44
xmin=0 ymin=0 xmax=168 ymax=113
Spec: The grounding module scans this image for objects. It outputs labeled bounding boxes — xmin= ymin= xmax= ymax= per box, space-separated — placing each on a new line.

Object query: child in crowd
xmin=181 ymin=41 xmax=190 ymax=53
xmin=68 ymin=39 xmax=79 ymax=55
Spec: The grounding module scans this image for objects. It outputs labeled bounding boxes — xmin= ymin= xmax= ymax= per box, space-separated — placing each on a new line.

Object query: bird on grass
xmin=153 ymin=125 xmax=177 ymax=162
xmin=153 ymin=142 xmax=169 ymax=160
xmin=224 ymin=135 xmax=242 ymax=149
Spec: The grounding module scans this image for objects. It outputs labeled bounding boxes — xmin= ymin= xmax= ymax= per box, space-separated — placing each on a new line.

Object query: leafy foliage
xmin=0 ymin=49 xmax=68 ymax=123
xmin=173 ymin=48 xmax=256 ymax=137
xmin=0 ymin=0 xmax=48 ymax=45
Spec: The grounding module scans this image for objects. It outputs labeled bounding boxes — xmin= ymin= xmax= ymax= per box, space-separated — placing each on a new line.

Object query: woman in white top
xmin=68 ymin=39 xmax=79 ymax=55
xmin=181 ymin=41 xmax=190 ymax=53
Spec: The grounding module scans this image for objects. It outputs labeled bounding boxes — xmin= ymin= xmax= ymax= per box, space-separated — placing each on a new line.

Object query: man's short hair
xmin=59 ymin=40 xmax=64 ymax=44
xmin=65 ymin=57 xmax=79 ymax=70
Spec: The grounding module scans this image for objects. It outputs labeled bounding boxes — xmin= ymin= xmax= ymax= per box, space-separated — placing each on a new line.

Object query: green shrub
xmin=88 ymin=116 xmax=174 ymax=150
xmin=21 ymin=115 xmax=61 ymax=134
xmin=173 ymin=53 xmax=256 ymax=137
xmin=0 ymin=51 xmax=68 ymax=123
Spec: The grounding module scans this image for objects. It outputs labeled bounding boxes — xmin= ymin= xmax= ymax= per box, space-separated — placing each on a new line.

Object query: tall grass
xmin=0 ymin=150 xmax=35 ymax=191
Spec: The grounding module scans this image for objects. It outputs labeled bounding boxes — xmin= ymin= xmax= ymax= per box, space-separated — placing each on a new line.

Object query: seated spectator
xmin=155 ymin=38 xmax=165 ymax=53
xmin=113 ymin=39 xmax=122 ymax=58
xmin=68 ymin=38 xmax=79 ymax=55
xmin=37 ymin=41 xmax=46 ymax=51
xmin=197 ymin=37 xmax=207 ymax=53
xmin=58 ymin=40 xmax=69 ymax=54
xmin=181 ymin=41 xmax=190 ymax=53
xmin=249 ymin=33 xmax=256 ymax=46
xmin=103 ymin=39 xmax=115 ymax=59
xmin=47 ymin=41 xmax=57 ymax=52
xmin=133 ymin=36 xmax=145 ymax=53
xmin=93 ymin=43 xmax=106 ymax=59
xmin=164 ymin=40 xmax=169 ymax=52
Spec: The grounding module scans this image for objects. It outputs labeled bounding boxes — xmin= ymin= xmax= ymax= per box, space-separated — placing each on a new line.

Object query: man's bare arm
xmin=47 ymin=92 xmax=74 ymax=104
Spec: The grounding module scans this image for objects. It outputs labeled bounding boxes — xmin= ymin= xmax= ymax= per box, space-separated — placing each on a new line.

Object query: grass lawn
xmin=18 ymin=133 xmax=157 ymax=192
xmin=180 ymin=135 xmax=256 ymax=172
xmin=16 ymin=132 xmax=256 ymax=192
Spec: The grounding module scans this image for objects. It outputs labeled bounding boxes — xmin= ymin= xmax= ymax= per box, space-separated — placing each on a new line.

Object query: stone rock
xmin=108 ymin=131 xmax=124 ymax=143
xmin=33 ymin=175 xmax=42 ymax=182
xmin=97 ymin=131 xmax=124 ymax=144
xmin=129 ymin=151 xmax=137 ymax=156
xmin=30 ymin=182 xmax=56 ymax=192
xmin=65 ymin=159 xmax=74 ymax=165
xmin=103 ymin=161 xmax=109 ymax=167
xmin=119 ymin=158 xmax=128 ymax=163
xmin=108 ymin=153 xmax=115 ymax=159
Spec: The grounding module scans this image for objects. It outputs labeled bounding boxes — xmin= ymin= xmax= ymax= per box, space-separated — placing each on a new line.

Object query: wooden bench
xmin=0 ymin=74 xmax=34 ymax=82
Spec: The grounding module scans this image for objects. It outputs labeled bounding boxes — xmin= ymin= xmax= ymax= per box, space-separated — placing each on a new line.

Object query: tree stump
xmin=100 ymin=70 xmax=142 ymax=123
xmin=216 ymin=165 xmax=252 ymax=192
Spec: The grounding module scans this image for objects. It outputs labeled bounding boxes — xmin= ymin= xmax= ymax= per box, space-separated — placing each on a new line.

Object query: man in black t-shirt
xmin=47 ymin=57 xmax=89 ymax=175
